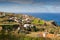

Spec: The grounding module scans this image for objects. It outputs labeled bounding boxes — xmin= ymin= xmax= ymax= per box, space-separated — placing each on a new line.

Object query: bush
xmin=49 ymin=28 xmax=55 ymax=34
xmin=31 ymin=26 xmax=37 ymax=32
xmin=0 ymin=31 xmax=18 ymax=40
xmin=2 ymin=25 xmax=13 ymax=31
xmin=39 ymin=28 xmax=45 ymax=31
xmin=32 ymin=19 xmax=44 ymax=25
xmin=0 ymin=30 xmax=52 ymax=40
xmin=32 ymin=19 xmax=38 ymax=24
xmin=38 ymin=20 xmax=44 ymax=25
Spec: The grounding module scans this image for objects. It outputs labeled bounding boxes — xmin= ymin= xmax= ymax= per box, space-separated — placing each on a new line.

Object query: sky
xmin=0 ymin=0 xmax=60 ymax=13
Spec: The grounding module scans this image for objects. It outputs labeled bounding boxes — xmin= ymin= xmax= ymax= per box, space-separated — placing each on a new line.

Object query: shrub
xmin=31 ymin=26 xmax=37 ymax=32
xmin=0 ymin=29 xmax=52 ymax=40
xmin=39 ymin=28 xmax=45 ymax=31
xmin=39 ymin=20 xmax=44 ymax=25
xmin=32 ymin=19 xmax=44 ymax=25
xmin=32 ymin=19 xmax=39 ymax=24
xmin=49 ymin=28 xmax=55 ymax=34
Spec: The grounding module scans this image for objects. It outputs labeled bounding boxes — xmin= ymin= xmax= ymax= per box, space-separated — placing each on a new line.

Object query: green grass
xmin=32 ymin=19 xmax=44 ymax=25
xmin=39 ymin=20 xmax=44 ymax=25
xmin=0 ymin=31 xmax=51 ymax=40
xmin=32 ymin=19 xmax=38 ymax=24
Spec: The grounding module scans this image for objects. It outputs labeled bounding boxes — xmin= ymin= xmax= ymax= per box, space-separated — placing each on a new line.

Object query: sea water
xmin=26 ymin=13 xmax=60 ymax=26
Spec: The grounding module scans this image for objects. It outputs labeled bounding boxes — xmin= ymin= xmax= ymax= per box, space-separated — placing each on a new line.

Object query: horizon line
xmin=0 ymin=11 xmax=60 ymax=14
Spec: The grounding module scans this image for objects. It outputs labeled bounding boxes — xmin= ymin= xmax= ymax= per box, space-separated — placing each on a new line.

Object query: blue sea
xmin=25 ymin=13 xmax=60 ymax=26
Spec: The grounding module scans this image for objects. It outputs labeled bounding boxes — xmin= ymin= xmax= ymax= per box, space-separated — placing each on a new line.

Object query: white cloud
xmin=0 ymin=0 xmax=60 ymax=13
xmin=0 ymin=5 xmax=60 ymax=13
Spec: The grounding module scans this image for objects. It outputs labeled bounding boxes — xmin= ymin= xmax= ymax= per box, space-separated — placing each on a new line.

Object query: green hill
xmin=0 ymin=12 xmax=60 ymax=40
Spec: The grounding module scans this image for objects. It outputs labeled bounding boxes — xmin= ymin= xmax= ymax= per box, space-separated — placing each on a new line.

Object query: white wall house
xmin=23 ymin=24 xmax=30 ymax=29
xmin=0 ymin=12 xmax=6 ymax=17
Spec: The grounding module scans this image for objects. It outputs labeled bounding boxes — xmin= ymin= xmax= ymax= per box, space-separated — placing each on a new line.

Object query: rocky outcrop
xmin=50 ymin=21 xmax=57 ymax=26
xmin=44 ymin=20 xmax=57 ymax=26
xmin=49 ymin=20 xmax=57 ymax=26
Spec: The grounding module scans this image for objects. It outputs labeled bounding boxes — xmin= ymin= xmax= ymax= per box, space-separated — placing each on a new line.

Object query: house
xmin=25 ymin=18 xmax=31 ymax=23
xmin=22 ymin=14 xmax=32 ymax=24
xmin=23 ymin=24 xmax=30 ymax=29
xmin=9 ymin=17 xmax=20 ymax=23
xmin=23 ymin=17 xmax=32 ymax=24
xmin=0 ymin=12 xmax=6 ymax=17
xmin=8 ymin=17 xmax=14 ymax=22
xmin=23 ymin=23 xmax=37 ymax=32
xmin=22 ymin=15 xmax=29 ymax=19
xmin=23 ymin=24 xmax=33 ymax=31
xmin=23 ymin=24 xmax=35 ymax=28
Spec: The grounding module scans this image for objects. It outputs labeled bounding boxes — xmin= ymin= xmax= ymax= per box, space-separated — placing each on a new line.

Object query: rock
xmin=50 ymin=20 xmax=57 ymax=26
xmin=44 ymin=20 xmax=57 ymax=26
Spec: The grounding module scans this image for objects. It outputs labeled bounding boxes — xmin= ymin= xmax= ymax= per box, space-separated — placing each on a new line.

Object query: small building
xmin=22 ymin=15 xmax=29 ymax=19
xmin=0 ymin=12 xmax=6 ymax=17
xmin=23 ymin=24 xmax=30 ymax=28
xmin=23 ymin=24 xmax=31 ymax=31
xmin=25 ymin=18 xmax=31 ymax=23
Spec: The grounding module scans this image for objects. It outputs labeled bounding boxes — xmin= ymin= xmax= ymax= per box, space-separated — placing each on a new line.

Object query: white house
xmin=23 ymin=24 xmax=30 ymax=29
xmin=0 ymin=12 xmax=6 ymax=17
xmin=17 ymin=27 xmax=20 ymax=31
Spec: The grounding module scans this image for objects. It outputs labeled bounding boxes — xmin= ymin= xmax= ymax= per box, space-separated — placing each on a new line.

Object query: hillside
xmin=0 ymin=12 xmax=60 ymax=40
xmin=0 ymin=12 xmax=57 ymax=25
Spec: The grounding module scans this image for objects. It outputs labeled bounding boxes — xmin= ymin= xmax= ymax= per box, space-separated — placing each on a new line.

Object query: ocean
xmin=25 ymin=13 xmax=60 ymax=26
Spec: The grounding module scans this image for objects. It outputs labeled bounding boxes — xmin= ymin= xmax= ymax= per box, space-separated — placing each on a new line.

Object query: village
xmin=0 ymin=12 xmax=38 ymax=33
xmin=0 ymin=12 xmax=60 ymax=40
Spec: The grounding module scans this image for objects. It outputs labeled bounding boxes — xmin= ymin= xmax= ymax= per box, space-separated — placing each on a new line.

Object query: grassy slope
xmin=0 ymin=12 xmax=60 ymax=40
